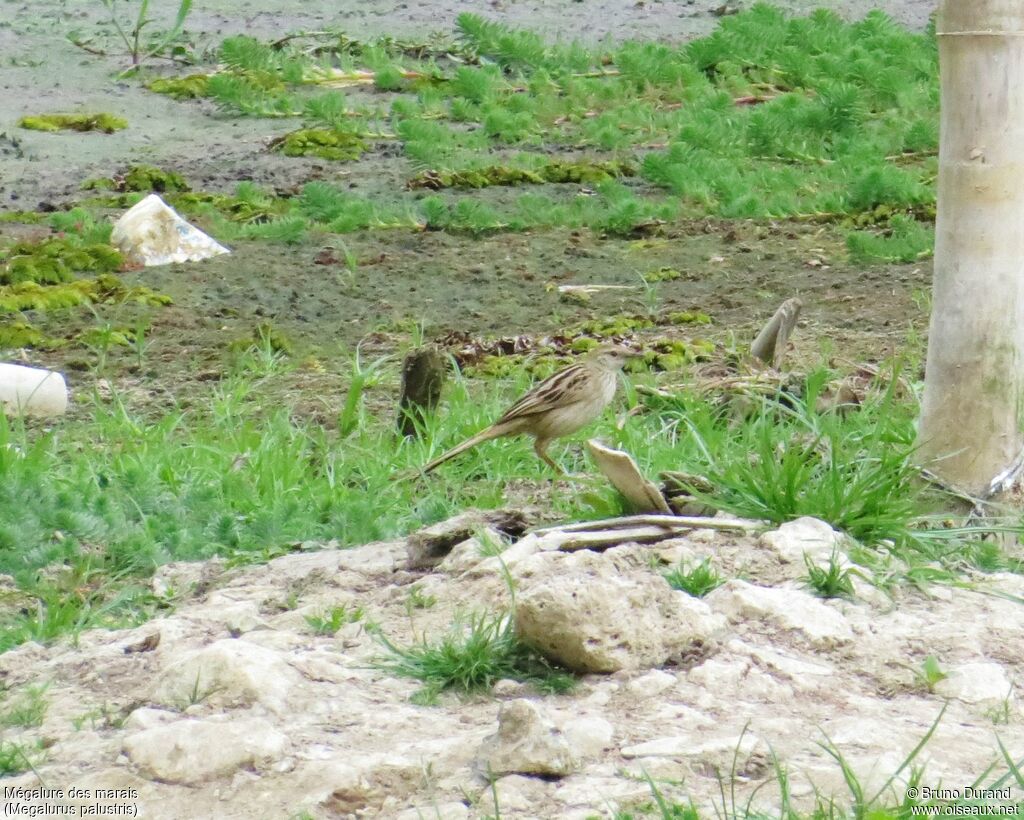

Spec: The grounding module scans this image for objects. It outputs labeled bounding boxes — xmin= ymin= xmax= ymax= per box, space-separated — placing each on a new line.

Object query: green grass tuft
xmin=663 ymin=558 xmax=724 ymax=598
xmin=373 ymin=610 xmax=575 ymax=702
xmin=643 ymin=371 xmax=929 ymax=551
xmin=803 ymin=552 xmax=857 ymax=599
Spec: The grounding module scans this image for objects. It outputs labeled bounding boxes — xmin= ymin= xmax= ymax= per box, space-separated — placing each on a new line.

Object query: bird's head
xmin=587 ymin=343 xmax=642 ymax=371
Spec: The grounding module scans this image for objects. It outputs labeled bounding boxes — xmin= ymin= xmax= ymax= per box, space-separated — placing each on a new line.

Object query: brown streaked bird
xmin=420 ymin=343 xmax=639 ymax=475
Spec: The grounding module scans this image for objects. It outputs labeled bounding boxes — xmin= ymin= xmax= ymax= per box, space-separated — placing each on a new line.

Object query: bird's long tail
xmin=421 ymin=425 xmax=506 ymax=474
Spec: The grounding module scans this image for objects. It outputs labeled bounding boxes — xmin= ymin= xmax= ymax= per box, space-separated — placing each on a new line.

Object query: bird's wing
xmin=496 ymin=363 xmax=591 ymax=423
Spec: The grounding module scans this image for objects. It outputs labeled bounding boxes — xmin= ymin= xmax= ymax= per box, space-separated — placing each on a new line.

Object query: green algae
xmin=0 ymin=212 xmax=48 ymax=225
xmin=1 ymin=239 xmax=122 ymax=286
xmin=642 ymin=266 xmax=683 ymax=283
xmin=573 ymin=314 xmax=657 ymax=337
xmin=81 ymin=165 xmax=191 ymax=194
xmin=667 ymin=310 xmax=712 ymax=325
xmin=271 ymin=128 xmax=367 ymax=161
xmin=0 ymin=321 xmax=56 ymax=350
xmin=407 ymin=160 xmax=636 ymax=190
xmin=146 ymin=74 xmax=211 ymax=99
xmin=18 ymin=113 xmax=127 ymax=134
xmin=0 ymin=276 xmax=171 ymax=314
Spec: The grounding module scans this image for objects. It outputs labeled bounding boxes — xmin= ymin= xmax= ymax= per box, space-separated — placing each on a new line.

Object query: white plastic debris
xmin=0 ymin=363 xmax=68 ymax=417
xmin=111 ymin=194 xmax=230 ymax=267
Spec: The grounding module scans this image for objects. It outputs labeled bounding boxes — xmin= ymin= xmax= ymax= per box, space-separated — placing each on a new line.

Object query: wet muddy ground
xmin=0 ymin=0 xmax=936 ymax=408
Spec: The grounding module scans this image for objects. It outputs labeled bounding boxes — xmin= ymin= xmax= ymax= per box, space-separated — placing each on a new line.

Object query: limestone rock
xmin=198 ymin=596 xmax=265 ymax=634
xmin=151 ymin=558 xmax=226 ymax=598
xmin=621 ymin=731 xmax=760 ymax=760
xmin=319 ymin=754 xmax=426 ymax=815
xmin=264 ymin=540 xmax=407 ymax=580
xmin=759 ymin=517 xmax=843 ymax=565
xmin=396 ymin=802 xmax=470 ymax=820
xmin=406 ymin=509 xmax=529 ymax=569
xmin=123 ymin=717 xmax=287 ymax=784
xmin=124 ymin=707 xmax=178 ymax=731
xmin=513 ymin=548 xmax=722 ymax=673
xmin=436 ymin=528 xmax=505 ymax=574
xmin=492 ymin=678 xmax=530 ymax=698
xmin=707 ymin=580 xmax=853 ymax=647
xmin=489 ymin=774 xmax=551 ymax=813
xmin=477 ymin=699 xmax=575 ymax=777
xmin=562 ymin=716 xmax=614 ymax=759
xmin=151 ymin=638 xmax=302 ymax=713
xmin=934 ymin=662 xmax=1013 ymax=706
xmin=626 ymin=669 xmax=678 ymax=699
xmin=473 ymin=530 xmax=569 ymax=576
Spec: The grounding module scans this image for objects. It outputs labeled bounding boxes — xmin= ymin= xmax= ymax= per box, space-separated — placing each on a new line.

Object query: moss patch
xmin=408 ymin=160 xmax=635 ymax=190
xmin=0 ymin=239 xmax=122 ymax=286
xmin=668 ymin=310 xmax=712 ymax=325
xmin=18 ymin=113 xmax=127 ymax=134
xmin=0 ymin=321 xmax=56 ymax=350
xmin=147 ymin=74 xmax=211 ymax=100
xmin=466 ymin=352 xmax=567 ymax=380
xmin=0 ymin=275 xmax=171 ymax=314
xmin=642 ymin=266 xmax=683 ymax=283
xmin=270 ymin=129 xmax=367 ymax=161
xmin=573 ymin=314 xmax=657 ymax=337
xmin=635 ymin=338 xmax=716 ymax=372
xmin=81 ymin=165 xmax=191 ymax=194
xmin=0 ymin=212 xmax=48 ymax=225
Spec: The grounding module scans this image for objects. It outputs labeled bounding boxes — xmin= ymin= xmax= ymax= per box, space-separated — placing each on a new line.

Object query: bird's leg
xmin=533 ymin=438 xmax=565 ymax=475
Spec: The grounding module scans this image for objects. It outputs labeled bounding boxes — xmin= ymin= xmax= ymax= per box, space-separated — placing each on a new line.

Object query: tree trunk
xmin=916 ymin=1 xmax=1024 ymax=498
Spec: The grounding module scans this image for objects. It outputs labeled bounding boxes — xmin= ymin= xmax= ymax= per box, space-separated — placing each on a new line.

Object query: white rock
xmin=553 ymin=775 xmax=653 ymax=810
xmin=309 ymin=753 xmax=447 ymax=815
xmin=985 ymin=572 xmax=1024 ymax=598
xmin=513 ymin=549 xmax=722 ymax=673
xmin=406 ymin=509 xmax=527 ymax=569
xmin=201 ymin=597 xmax=265 ymax=634
xmin=474 ymin=530 xmax=565 ymax=575
xmin=151 ymin=638 xmax=302 ymax=714
xmin=266 ymin=540 xmax=406 ymax=580
xmin=652 ymin=536 xmax=705 ymax=566
xmin=122 ymin=717 xmax=287 ymax=784
xmin=0 ymin=363 xmax=67 ymax=417
xmin=562 ymin=716 xmax=614 ymax=759
xmin=489 ymin=774 xmax=550 ymax=813
xmin=688 ymin=656 xmax=793 ymax=703
xmin=395 ymin=803 xmax=470 ymax=820
xmin=492 ymin=678 xmax=529 ymax=698
xmin=112 ymin=194 xmax=230 ymax=266
xmin=707 ymin=580 xmax=853 ymax=646
xmin=934 ymin=662 xmax=1013 ymax=706
xmin=151 ymin=558 xmax=226 ymax=598
xmin=760 ymin=517 xmax=843 ymax=565
xmin=477 ymin=699 xmax=575 ymax=777
xmin=582 ymin=681 xmax=619 ymax=706
xmin=626 ymin=669 xmax=678 ymax=699
xmin=732 ymin=641 xmax=835 ymax=680
xmin=675 ymin=592 xmax=729 ymax=642
xmin=123 ymin=707 xmax=178 ymax=731
xmin=437 ymin=532 xmax=500 ymax=574
xmin=621 ymin=731 xmax=759 ymax=759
